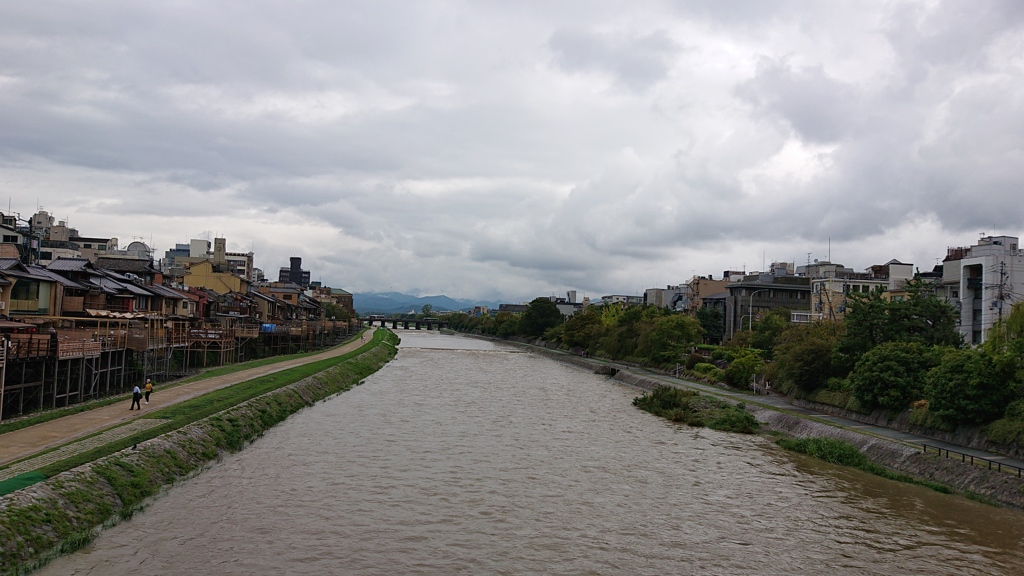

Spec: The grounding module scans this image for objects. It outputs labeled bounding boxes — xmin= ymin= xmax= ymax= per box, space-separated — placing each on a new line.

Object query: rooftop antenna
xmin=828 ymin=237 xmax=831 ymax=262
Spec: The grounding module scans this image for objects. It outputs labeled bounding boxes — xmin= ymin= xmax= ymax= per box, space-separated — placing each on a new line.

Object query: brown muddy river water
xmin=38 ymin=331 xmax=1024 ymax=575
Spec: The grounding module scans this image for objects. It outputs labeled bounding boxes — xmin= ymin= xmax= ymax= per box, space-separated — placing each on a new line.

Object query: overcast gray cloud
xmin=3 ymin=0 xmax=1024 ymax=303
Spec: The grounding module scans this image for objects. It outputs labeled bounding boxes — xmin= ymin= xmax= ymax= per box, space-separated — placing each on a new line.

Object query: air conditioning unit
xmin=0 ymin=301 xmax=6 ymax=310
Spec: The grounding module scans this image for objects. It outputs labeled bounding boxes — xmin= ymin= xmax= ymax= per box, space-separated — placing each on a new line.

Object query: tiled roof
xmin=145 ymin=283 xmax=185 ymax=299
xmin=47 ymin=257 xmax=92 ymax=272
xmin=94 ymin=257 xmax=155 ymax=273
xmin=0 ymin=258 xmax=21 ymax=270
xmin=27 ymin=266 xmax=87 ymax=289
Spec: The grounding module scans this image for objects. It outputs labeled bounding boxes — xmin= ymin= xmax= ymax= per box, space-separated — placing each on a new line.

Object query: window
xmin=98 ymin=244 xmax=106 ymax=250
xmin=2 ymin=235 xmax=17 ymax=243
xmin=12 ymin=280 xmax=39 ymax=300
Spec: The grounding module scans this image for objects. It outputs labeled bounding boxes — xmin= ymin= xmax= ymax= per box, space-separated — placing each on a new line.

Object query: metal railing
xmin=922 ymin=443 xmax=1023 ymax=478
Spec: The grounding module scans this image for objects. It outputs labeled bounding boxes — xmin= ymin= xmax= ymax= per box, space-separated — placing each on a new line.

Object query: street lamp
xmin=749 ymin=288 xmax=770 ymax=332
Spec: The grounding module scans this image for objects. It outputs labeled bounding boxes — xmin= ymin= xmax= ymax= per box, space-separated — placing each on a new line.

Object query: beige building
xmin=686 ymin=275 xmax=730 ymax=313
xmin=183 ymin=261 xmax=251 ymax=295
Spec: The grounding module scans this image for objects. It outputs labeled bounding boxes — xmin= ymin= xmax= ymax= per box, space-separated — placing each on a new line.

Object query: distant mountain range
xmin=353 ymin=292 xmax=505 ymax=315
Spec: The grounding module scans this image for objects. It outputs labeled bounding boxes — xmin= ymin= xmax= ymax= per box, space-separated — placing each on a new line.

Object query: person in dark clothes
xmin=130 ymin=385 xmax=142 ymax=410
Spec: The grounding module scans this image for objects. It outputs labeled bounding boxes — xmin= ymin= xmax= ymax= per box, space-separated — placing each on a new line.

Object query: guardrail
xmin=922 ymin=443 xmax=1023 ymax=478
xmin=57 ymin=341 xmax=103 ymax=358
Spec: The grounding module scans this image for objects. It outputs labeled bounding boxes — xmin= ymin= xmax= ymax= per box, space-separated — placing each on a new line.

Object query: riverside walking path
xmin=521 ymin=342 xmax=1024 ymax=474
xmin=0 ymin=335 xmax=369 ymax=472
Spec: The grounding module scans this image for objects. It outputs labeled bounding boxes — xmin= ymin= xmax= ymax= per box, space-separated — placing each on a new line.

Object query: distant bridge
xmin=362 ymin=316 xmax=448 ymax=330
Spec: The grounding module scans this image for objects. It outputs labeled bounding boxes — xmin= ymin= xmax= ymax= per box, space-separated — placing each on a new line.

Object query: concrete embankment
xmin=790 ymin=399 xmax=1024 ymax=462
xmin=0 ymin=339 xmax=398 ymax=576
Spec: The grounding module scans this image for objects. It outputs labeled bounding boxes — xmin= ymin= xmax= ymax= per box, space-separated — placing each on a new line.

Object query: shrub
xmin=776 ymin=437 xmax=868 ymax=468
xmin=693 ymin=362 xmax=718 ymax=375
xmin=724 ymin=351 xmax=764 ymax=388
xmin=684 ymin=353 xmax=705 ymax=370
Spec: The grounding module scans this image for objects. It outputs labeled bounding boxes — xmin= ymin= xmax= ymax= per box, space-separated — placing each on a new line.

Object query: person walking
xmin=144 ymin=379 xmax=153 ymax=404
xmin=130 ymin=384 xmax=142 ymax=410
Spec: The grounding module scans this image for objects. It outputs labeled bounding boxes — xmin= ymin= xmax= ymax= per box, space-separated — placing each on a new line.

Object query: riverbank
xmin=0 ymin=332 xmax=399 ymax=576
xmin=484 ymin=336 xmax=1024 ymax=510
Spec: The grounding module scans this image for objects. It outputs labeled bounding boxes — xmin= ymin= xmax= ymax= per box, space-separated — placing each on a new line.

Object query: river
xmin=37 ymin=330 xmax=1024 ymax=575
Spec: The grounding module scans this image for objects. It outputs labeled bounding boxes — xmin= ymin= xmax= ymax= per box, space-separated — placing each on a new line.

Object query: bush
xmin=850 ymin=342 xmax=939 ymax=412
xmin=776 ymin=437 xmax=868 ymax=467
xmin=711 ymin=349 xmax=736 ymax=362
xmin=684 ymin=353 xmax=705 ymax=370
xmin=633 ymin=387 xmax=757 ymax=433
xmin=925 ymin=347 xmax=1016 ymax=426
xmin=693 ymin=362 xmax=718 ymax=375
xmin=724 ymin=351 xmax=764 ymax=388
xmin=708 ymin=404 xmax=759 ymax=434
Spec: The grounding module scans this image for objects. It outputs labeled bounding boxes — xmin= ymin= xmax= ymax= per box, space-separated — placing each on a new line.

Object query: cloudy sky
xmin=3 ymin=1 xmax=1023 ymax=303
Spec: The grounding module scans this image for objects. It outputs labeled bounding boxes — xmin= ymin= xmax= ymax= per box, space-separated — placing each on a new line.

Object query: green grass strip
xmin=0 ymin=473 xmax=46 ymax=495
xmin=776 ymin=437 xmax=955 ymax=495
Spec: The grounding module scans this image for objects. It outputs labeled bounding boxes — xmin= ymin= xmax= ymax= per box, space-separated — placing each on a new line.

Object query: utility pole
xmin=998 ymin=261 xmax=1007 ymax=322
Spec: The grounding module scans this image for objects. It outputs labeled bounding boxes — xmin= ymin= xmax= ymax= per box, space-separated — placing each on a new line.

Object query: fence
xmin=921 ymin=443 xmax=1023 ymax=478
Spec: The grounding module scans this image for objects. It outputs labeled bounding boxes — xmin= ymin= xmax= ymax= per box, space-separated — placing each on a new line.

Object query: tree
xmin=749 ymin=309 xmax=790 ymax=354
xmin=841 ymin=277 xmax=961 ymax=360
xmin=493 ymin=311 xmax=520 ymax=338
xmin=421 ymin=304 xmax=433 ymax=317
xmin=695 ymin=306 xmax=724 ymax=344
xmin=648 ymin=314 xmax=703 ymax=363
xmin=725 ymin=350 xmax=764 ymax=388
xmin=519 ymin=298 xmax=563 ymax=338
xmin=850 ymin=342 xmax=940 ymax=412
xmin=561 ymin=306 xmax=604 ymax=349
xmin=323 ymin=303 xmax=351 ymax=321
xmin=925 ymin=347 xmax=1016 ymax=426
xmin=772 ymin=322 xmax=841 ymax=393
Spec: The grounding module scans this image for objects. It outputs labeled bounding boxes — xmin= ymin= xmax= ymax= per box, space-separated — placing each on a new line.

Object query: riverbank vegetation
xmin=448 ymin=282 xmax=1024 ymax=448
xmin=632 ymin=385 xmax=759 ymax=433
xmin=775 ymin=436 xmax=954 ymax=495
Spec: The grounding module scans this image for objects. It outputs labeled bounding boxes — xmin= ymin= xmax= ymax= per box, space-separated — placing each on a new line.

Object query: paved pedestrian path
xmin=0 ymin=335 xmax=370 ymax=471
xmin=0 ymin=419 xmax=166 ymax=482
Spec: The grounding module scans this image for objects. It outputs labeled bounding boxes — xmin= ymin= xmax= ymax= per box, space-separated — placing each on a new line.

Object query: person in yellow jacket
xmin=144 ymin=379 xmax=154 ymax=404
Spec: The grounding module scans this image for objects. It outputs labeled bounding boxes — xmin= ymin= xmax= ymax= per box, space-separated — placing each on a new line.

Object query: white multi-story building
xmin=945 ymin=235 xmax=1024 ymax=345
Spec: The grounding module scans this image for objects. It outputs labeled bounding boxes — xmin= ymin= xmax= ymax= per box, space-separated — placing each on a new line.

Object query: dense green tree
xmin=771 ymin=322 xmax=842 ymax=392
xmin=493 ymin=311 xmax=519 ymax=338
xmin=560 ymin=307 xmax=604 ymax=349
xmin=519 ymin=297 xmax=563 ymax=338
xmin=749 ymin=309 xmax=790 ymax=354
xmin=420 ymin=304 xmax=433 ymax=317
xmin=724 ymin=349 xmax=765 ymax=388
xmin=925 ymin=347 xmax=1017 ymax=426
xmin=839 ymin=277 xmax=961 ymax=366
xmin=850 ymin=342 xmax=940 ymax=412
xmin=695 ymin=306 xmax=725 ymax=344
xmin=323 ymin=303 xmax=351 ymax=321
xmin=647 ymin=314 xmax=703 ymax=363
